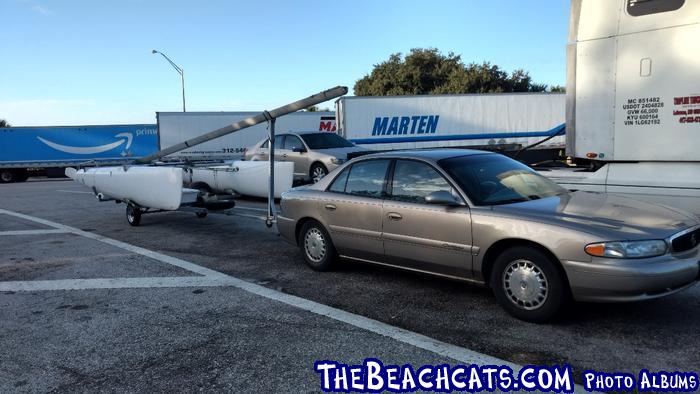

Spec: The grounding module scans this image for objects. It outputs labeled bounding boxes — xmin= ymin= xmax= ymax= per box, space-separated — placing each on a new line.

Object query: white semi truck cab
xmin=547 ymin=0 xmax=700 ymax=216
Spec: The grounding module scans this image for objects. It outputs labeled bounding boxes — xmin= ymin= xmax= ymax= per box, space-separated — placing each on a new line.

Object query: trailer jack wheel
xmin=265 ymin=218 xmax=274 ymax=228
xmin=126 ymin=205 xmax=142 ymax=226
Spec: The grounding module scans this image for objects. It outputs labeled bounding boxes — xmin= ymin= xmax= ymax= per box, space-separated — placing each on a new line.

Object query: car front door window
xmin=390 ymin=160 xmax=454 ymax=203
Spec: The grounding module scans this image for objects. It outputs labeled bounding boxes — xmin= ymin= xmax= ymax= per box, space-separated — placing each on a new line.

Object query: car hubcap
xmin=1 ymin=172 xmax=12 ymax=182
xmin=312 ymin=167 xmax=326 ymax=183
xmin=304 ymin=228 xmax=326 ymax=263
xmin=502 ymin=259 xmax=548 ymax=310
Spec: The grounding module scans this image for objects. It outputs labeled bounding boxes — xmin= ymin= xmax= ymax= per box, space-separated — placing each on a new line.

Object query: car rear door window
xmin=329 ymin=167 xmax=350 ymax=193
xmin=390 ymin=160 xmax=453 ymax=203
xmin=284 ymin=135 xmax=304 ymax=150
xmin=262 ymin=135 xmax=285 ymax=149
xmin=343 ymin=160 xmax=390 ymax=198
xmin=274 ymin=135 xmax=285 ymax=148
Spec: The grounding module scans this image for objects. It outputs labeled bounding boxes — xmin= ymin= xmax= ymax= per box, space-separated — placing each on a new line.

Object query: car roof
xmin=356 ymin=149 xmax=493 ymax=161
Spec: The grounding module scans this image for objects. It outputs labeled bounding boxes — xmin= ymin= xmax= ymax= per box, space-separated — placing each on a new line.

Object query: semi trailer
xmin=156 ymin=111 xmax=336 ymax=161
xmin=545 ymin=0 xmax=700 ymax=216
xmin=335 ymin=93 xmax=566 ymax=164
xmin=0 ymin=124 xmax=158 ymax=183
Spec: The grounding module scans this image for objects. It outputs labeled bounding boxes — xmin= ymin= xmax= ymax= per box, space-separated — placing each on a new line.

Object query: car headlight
xmin=330 ymin=158 xmax=344 ymax=165
xmin=585 ymin=240 xmax=668 ymax=259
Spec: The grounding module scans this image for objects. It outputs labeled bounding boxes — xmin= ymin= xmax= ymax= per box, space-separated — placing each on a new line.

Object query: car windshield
xmin=300 ymin=133 xmax=354 ymax=149
xmin=439 ymin=154 xmax=567 ymax=206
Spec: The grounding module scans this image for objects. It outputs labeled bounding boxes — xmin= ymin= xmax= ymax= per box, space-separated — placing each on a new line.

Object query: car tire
xmin=126 ymin=205 xmax=142 ymax=226
xmin=299 ymin=220 xmax=337 ymax=271
xmin=491 ymin=246 xmax=567 ymax=323
xmin=310 ymin=163 xmax=328 ymax=184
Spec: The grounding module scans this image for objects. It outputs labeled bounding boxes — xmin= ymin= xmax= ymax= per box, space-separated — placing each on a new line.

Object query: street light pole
xmin=152 ymin=49 xmax=186 ymax=112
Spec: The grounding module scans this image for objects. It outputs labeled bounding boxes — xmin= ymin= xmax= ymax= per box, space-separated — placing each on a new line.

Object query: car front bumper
xmin=563 ymin=251 xmax=700 ymax=302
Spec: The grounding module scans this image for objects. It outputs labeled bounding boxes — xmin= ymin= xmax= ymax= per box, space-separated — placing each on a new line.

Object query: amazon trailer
xmin=335 ymin=93 xmax=566 ymax=164
xmin=156 ymin=111 xmax=336 ymax=161
xmin=0 ymin=124 xmax=158 ymax=183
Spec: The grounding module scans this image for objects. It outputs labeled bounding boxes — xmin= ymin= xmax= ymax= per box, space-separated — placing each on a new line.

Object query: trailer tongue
xmin=66 ymin=86 xmax=349 ymax=226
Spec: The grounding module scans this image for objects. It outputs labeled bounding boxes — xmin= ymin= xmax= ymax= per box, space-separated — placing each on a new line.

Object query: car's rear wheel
xmin=310 ymin=163 xmax=328 ymax=184
xmin=491 ymin=246 xmax=566 ymax=323
xmin=299 ymin=220 xmax=337 ymax=271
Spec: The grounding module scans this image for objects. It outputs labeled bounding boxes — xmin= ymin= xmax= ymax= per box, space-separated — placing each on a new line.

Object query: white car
xmin=244 ymin=132 xmax=368 ymax=183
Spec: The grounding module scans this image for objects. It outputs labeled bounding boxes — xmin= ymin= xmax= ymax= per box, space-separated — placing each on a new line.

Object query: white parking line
xmin=56 ymin=190 xmax=94 ymax=194
xmin=0 ymin=276 xmax=234 ymax=292
xmin=0 ymin=229 xmax=70 ymax=236
xmin=0 ymin=209 xmax=227 ymax=279
xmin=0 ymin=208 xmax=586 ymax=392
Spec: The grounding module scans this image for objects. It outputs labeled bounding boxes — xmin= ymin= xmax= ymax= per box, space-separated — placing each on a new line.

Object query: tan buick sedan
xmin=277 ymin=150 xmax=700 ymax=322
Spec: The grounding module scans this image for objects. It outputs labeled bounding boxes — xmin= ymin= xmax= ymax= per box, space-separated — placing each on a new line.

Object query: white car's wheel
xmin=310 ymin=163 xmax=328 ymax=183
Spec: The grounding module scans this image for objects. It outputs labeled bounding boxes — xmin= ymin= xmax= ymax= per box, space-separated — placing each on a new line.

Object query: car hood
xmin=315 ymin=146 xmax=368 ymax=159
xmin=491 ymin=191 xmax=699 ymax=239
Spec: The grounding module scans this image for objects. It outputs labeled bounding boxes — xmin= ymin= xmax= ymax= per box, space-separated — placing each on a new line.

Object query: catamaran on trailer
xmin=65 ymin=86 xmax=349 ymax=226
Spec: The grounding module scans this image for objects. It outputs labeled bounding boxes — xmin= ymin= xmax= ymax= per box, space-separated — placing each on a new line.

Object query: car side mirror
xmin=425 ymin=190 xmax=462 ymax=206
xmin=292 ymin=147 xmax=307 ymax=153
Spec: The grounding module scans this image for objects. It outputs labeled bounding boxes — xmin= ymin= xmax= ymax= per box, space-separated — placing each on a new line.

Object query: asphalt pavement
xmin=0 ymin=179 xmax=698 ymax=392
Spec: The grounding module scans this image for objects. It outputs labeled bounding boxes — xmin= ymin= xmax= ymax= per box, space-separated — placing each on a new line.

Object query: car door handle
xmin=325 ymin=204 xmax=337 ymax=211
xmin=387 ymin=212 xmax=402 ymax=220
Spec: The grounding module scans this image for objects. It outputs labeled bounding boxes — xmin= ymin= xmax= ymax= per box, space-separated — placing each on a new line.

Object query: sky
xmin=0 ymin=0 xmax=570 ymax=126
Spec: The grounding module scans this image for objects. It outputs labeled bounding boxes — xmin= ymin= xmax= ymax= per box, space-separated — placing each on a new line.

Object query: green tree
xmin=354 ymin=48 xmax=549 ymax=96
xmin=549 ymin=85 xmax=566 ymax=93
xmin=304 ymin=105 xmax=330 ymax=112
xmin=0 ymin=119 xmax=10 ymax=128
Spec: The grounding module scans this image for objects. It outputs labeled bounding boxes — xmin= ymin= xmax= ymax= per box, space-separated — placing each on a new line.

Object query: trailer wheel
xmin=126 ymin=205 xmax=142 ymax=226
xmin=0 ymin=169 xmax=16 ymax=183
xmin=196 ymin=211 xmax=208 ymax=219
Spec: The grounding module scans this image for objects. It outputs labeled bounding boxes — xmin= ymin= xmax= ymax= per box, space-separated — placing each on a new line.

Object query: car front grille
xmin=671 ymin=227 xmax=700 ymax=253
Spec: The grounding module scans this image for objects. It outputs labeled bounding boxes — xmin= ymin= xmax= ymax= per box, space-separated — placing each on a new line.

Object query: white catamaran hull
xmin=185 ymin=161 xmax=293 ymax=198
xmin=65 ymin=166 xmax=186 ymax=210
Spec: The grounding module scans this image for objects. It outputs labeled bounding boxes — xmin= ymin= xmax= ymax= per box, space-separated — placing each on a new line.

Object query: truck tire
xmin=0 ymin=169 xmax=16 ymax=183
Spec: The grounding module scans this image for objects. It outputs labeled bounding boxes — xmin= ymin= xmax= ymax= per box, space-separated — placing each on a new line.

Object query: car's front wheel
xmin=299 ymin=220 xmax=337 ymax=271
xmin=310 ymin=163 xmax=328 ymax=183
xmin=491 ymin=246 xmax=567 ymax=323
